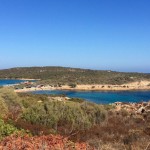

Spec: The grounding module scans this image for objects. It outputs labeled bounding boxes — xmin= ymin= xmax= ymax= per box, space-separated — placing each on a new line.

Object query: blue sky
xmin=0 ymin=0 xmax=150 ymax=72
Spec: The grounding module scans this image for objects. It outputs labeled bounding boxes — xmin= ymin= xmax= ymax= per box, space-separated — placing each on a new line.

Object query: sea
xmin=0 ymin=79 xmax=32 ymax=86
xmin=0 ymin=79 xmax=150 ymax=104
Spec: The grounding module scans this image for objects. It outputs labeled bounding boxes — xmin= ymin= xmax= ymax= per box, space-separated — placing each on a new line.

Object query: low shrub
xmin=0 ymin=134 xmax=90 ymax=150
xmin=68 ymin=98 xmax=85 ymax=103
xmin=0 ymin=118 xmax=18 ymax=140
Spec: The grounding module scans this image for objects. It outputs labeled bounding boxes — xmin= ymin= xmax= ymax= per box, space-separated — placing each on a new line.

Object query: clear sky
xmin=0 ymin=0 xmax=150 ymax=72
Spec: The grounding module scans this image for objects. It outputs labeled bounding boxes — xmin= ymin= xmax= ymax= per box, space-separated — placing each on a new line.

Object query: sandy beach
xmin=18 ymin=78 xmax=41 ymax=81
xmin=14 ymin=80 xmax=150 ymax=92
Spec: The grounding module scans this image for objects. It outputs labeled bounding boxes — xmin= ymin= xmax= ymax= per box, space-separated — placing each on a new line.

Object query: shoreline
xmin=15 ymin=88 xmax=150 ymax=93
xmin=0 ymin=78 xmax=40 ymax=81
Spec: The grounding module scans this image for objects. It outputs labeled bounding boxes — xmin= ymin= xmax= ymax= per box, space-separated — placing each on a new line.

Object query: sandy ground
xmin=18 ymin=78 xmax=41 ymax=81
xmin=14 ymin=80 xmax=150 ymax=93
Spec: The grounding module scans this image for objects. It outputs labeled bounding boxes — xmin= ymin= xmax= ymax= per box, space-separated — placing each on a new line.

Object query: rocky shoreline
xmin=113 ymin=101 xmax=150 ymax=123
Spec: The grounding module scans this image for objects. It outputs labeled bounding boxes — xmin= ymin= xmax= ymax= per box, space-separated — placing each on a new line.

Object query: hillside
xmin=0 ymin=87 xmax=149 ymax=149
xmin=0 ymin=66 xmax=150 ymax=85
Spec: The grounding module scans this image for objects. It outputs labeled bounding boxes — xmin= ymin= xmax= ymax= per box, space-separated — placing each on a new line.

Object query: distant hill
xmin=0 ymin=66 xmax=150 ymax=85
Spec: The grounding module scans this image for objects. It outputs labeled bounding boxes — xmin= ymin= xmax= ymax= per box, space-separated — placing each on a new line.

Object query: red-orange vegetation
xmin=0 ymin=133 xmax=92 ymax=150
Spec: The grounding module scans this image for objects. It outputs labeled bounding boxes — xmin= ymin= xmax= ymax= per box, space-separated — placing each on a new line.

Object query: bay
xmin=32 ymin=90 xmax=150 ymax=104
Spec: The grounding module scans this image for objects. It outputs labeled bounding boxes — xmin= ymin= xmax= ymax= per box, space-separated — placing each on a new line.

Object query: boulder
xmin=137 ymin=107 xmax=145 ymax=114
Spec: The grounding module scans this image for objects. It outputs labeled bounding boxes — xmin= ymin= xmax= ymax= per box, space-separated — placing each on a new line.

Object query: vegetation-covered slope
xmin=0 ymin=66 xmax=150 ymax=85
xmin=0 ymin=87 xmax=149 ymax=149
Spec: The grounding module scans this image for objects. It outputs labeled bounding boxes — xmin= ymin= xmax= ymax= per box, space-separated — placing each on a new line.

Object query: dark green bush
xmin=68 ymin=83 xmax=77 ymax=88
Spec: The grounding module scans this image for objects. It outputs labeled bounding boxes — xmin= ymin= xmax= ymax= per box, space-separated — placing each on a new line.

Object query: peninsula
xmin=0 ymin=67 xmax=150 ymax=92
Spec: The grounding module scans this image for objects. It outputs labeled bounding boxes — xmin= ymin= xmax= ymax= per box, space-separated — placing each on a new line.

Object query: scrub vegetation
xmin=0 ymin=87 xmax=149 ymax=149
xmin=0 ymin=67 xmax=150 ymax=85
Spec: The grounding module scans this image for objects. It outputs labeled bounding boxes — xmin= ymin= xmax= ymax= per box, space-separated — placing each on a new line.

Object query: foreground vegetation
xmin=0 ymin=87 xmax=149 ymax=149
xmin=0 ymin=66 xmax=150 ymax=85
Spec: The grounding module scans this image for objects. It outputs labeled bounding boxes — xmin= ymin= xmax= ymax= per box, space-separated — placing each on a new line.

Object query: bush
xmin=68 ymin=98 xmax=85 ymax=103
xmin=0 ymin=87 xmax=22 ymax=119
xmin=21 ymin=101 xmax=107 ymax=135
xmin=0 ymin=118 xmax=18 ymax=139
xmin=68 ymin=83 xmax=77 ymax=88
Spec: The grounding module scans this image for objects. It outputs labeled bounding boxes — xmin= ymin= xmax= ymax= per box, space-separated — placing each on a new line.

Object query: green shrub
xmin=21 ymin=101 xmax=107 ymax=133
xmin=0 ymin=87 xmax=22 ymax=119
xmin=68 ymin=98 xmax=85 ymax=103
xmin=80 ymin=102 xmax=107 ymax=124
xmin=0 ymin=118 xmax=18 ymax=139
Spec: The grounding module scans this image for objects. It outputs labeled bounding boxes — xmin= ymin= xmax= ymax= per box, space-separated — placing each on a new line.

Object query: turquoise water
xmin=0 ymin=79 xmax=33 ymax=86
xmin=32 ymin=90 xmax=150 ymax=104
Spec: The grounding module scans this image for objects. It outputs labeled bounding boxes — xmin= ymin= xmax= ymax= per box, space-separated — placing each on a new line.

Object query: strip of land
xmin=15 ymin=80 xmax=150 ymax=92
